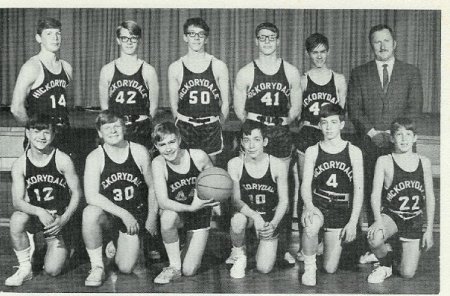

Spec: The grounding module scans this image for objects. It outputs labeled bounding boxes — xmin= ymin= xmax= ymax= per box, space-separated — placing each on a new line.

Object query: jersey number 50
xmin=189 ymin=91 xmax=210 ymax=104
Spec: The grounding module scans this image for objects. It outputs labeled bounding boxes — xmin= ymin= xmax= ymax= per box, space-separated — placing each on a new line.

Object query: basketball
xmin=196 ymin=167 xmax=233 ymax=202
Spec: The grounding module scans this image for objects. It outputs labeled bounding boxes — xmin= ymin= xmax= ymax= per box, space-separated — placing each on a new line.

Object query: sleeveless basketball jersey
xmin=25 ymin=149 xmax=70 ymax=215
xmin=240 ymin=156 xmax=278 ymax=218
xmin=301 ymin=73 xmax=340 ymax=125
xmin=99 ymin=143 xmax=148 ymax=212
xmin=166 ymin=151 xmax=200 ymax=204
xmin=178 ymin=60 xmax=221 ymax=117
xmin=313 ymin=142 xmax=353 ymax=195
xmin=245 ymin=60 xmax=291 ymax=117
xmin=108 ymin=62 xmax=150 ymax=116
xmin=384 ymin=155 xmax=425 ymax=218
xmin=26 ymin=61 xmax=70 ymax=121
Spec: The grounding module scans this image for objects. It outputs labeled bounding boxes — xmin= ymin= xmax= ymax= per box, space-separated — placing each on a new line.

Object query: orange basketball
xmin=196 ymin=167 xmax=233 ymax=202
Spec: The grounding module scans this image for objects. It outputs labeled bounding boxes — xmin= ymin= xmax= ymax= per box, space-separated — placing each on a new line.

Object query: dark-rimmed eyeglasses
xmin=186 ymin=31 xmax=207 ymax=39
xmin=119 ymin=36 xmax=139 ymax=43
xmin=257 ymin=35 xmax=277 ymax=42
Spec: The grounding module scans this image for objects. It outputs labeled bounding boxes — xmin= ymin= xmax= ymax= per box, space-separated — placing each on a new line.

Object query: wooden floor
xmin=0 ymin=229 xmax=440 ymax=294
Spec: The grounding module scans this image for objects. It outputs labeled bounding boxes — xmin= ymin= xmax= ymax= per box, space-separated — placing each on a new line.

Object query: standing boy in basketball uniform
xmin=295 ymin=33 xmax=347 ymax=260
xmin=226 ymin=121 xmax=289 ymax=278
xmin=300 ymin=104 xmax=363 ymax=286
xmin=168 ymin=17 xmax=229 ymax=163
xmin=5 ymin=114 xmax=81 ymax=286
xmin=151 ymin=122 xmax=219 ymax=284
xmin=233 ymin=22 xmax=302 ymax=264
xmin=366 ymin=118 xmax=435 ymax=283
xmin=99 ymin=20 xmax=159 ymax=149
xmin=10 ymin=18 xmax=73 ymax=153
xmin=82 ymin=111 xmax=158 ymax=287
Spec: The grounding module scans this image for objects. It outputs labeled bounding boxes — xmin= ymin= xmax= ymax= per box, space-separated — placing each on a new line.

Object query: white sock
xmin=87 ymin=246 xmax=104 ymax=269
xmin=164 ymin=240 xmax=181 ymax=270
xmin=14 ymin=247 xmax=32 ymax=270
xmin=302 ymin=251 xmax=317 ymax=266
xmin=232 ymin=246 xmax=245 ymax=256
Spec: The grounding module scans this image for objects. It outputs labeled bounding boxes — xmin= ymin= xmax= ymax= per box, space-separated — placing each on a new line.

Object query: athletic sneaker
xmin=226 ymin=247 xmax=245 ymax=265
xmin=359 ymin=252 xmax=379 ymax=264
xmin=302 ymin=263 xmax=317 ymax=286
xmin=154 ymin=266 xmax=182 ymax=284
xmin=85 ymin=266 xmax=106 ymax=287
xmin=284 ymin=252 xmax=296 ymax=265
xmin=105 ymin=241 xmax=116 ymax=259
xmin=4 ymin=267 xmax=33 ymax=286
xmin=367 ymin=265 xmax=392 ymax=283
xmin=230 ymin=254 xmax=247 ymax=279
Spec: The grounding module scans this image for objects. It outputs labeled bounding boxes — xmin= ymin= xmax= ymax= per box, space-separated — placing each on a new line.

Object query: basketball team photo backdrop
xmin=0 ymin=7 xmax=440 ymax=293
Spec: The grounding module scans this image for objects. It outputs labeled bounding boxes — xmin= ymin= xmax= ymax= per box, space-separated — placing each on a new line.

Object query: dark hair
xmin=255 ymin=22 xmax=279 ymax=38
xmin=26 ymin=113 xmax=55 ymax=131
xmin=95 ymin=110 xmax=124 ymax=131
xmin=305 ymin=33 xmax=329 ymax=52
xmin=116 ymin=20 xmax=142 ymax=38
xmin=36 ymin=18 xmax=61 ymax=35
xmin=390 ymin=117 xmax=416 ymax=135
xmin=183 ymin=17 xmax=210 ymax=36
xmin=152 ymin=121 xmax=181 ymax=143
xmin=240 ymin=120 xmax=266 ymax=138
xmin=368 ymin=24 xmax=395 ymax=43
xmin=319 ymin=104 xmax=345 ymax=121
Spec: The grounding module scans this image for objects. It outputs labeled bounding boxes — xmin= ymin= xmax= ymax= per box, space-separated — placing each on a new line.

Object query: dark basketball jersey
xmin=166 ymin=151 xmax=200 ymax=204
xmin=301 ymin=73 xmax=340 ymax=125
xmin=240 ymin=156 xmax=278 ymax=220
xmin=384 ymin=155 xmax=425 ymax=219
xmin=313 ymin=142 xmax=353 ymax=195
xmin=25 ymin=149 xmax=70 ymax=215
xmin=108 ymin=62 xmax=150 ymax=116
xmin=26 ymin=61 xmax=70 ymax=121
xmin=99 ymin=143 xmax=148 ymax=213
xmin=178 ymin=60 xmax=221 ymax=118
xmin=245 ymin=60 xmax=291 ymax=117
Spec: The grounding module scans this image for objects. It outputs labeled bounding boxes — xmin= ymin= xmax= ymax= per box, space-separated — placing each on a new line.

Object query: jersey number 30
xmin=113 ymin=186 xmax=134 ymax=201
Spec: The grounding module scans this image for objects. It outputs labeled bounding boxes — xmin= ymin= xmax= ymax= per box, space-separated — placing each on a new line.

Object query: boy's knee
xmin=256 ymin=263 xmax=273 ymax=274
xmin=160 ymin=211 xmax=178 ymax=232
xmin=400 ymin=268 xmax=416 ymax=279
xmin=82 ymin=205 xmax=103 ymax=223
xmin=323 ymin=263 xmax=338 ymax=274
xmin=368 ymin=236 xmax=384 ymax=250
xmin=230 ymin=213 xmax=247 ymax=233
xmin=117 ymin=262 xmax=134 ymax=274
xmin=10 ymin=212 xmax=28 ymax=234
xmin=182 ymin=265 xmax=198 ymax=277
xmin=44 ymin=265 xmax=63 ymax=277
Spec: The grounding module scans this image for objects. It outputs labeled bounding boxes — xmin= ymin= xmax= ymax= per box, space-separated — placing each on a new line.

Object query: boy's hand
xmin=340 ymin=221 xmax=357 ymax=243
xmin=301 ymin=206 xmax=322 ymax=228
xmin=422 ymin=231 xmax=433 ymax=251
xmin=259 ymin=222 xmax=275 ymax=240
xmin=121 ymin=211 xmax=140 ymax=235
xmin=367 ymin=220 xmax=385 ymax=241
xmin=252 ymin=214 xmax=266 ymax=233
xmin=190 ymin=190 xmax=220 ymax=211
xmin=37 ymin=208 xmax=55 ymax=227
xmin=145 ymin=215 xmax=158 ymax=236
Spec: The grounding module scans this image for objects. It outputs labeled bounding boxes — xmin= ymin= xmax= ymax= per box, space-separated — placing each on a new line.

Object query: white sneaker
xmin=230 ymin=254 xmax=247 ymax=279
xmin=284 ymin=252 xmax=296 ymax=265
xmin=226 ymin=247 xmax=244 ymax=265
xmin=105 ymin=241 xmax=116 ymax=259
xmin=5 ymin=267 xmax=33 ymax=286
xmin=154 ymin=266 xmax=182 ymax=284
xmin=302 ymin=264 xmax=317 ymax=286
xmin=359 ymin=252 xmax=379 ymax=264
xmin=85 ymin=266 xmax=105 ymax=287
xmin=367 ymin=265 xmax=392 ymax=283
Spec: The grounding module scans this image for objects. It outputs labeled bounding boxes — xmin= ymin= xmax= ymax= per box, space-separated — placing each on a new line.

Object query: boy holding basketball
xmin=366 ymin=117 xmax=435 ymax=283
xmin=151 ymin=122 xmax=219 ymax=284
xmin=226 ymin=121 xmax=289 ymax=278
xmin=300 ymin=104 xmax=364 ymax=286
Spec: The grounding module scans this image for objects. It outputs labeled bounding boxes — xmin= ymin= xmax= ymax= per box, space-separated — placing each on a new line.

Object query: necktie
xmin=382 ymin=64 xmax=389 ymax=93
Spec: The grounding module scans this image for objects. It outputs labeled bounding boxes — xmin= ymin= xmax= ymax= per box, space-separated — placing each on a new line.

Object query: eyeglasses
xmin=186 ymin=31 xmax=207 ymax=39
xmin=119 ymin=36 xmax=139 ymax=43
xmin=257 ymin=35 xmax=277 ymax=42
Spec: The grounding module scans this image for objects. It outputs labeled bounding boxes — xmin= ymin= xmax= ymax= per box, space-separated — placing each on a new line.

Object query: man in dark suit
xmin=347 ymin=24 xmax=423 ymax=263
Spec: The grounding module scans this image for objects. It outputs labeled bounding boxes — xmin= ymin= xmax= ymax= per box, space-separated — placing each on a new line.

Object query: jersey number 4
xmin=113 ymin=186 xmax=134 ymax=201
xmin=326 ymin=174 xmax=338 ymax=188
xmin=33 ymin=187 xmax=54 ymax=202
xmin=261 ymin=92 xmax=280 ymax=106
xmin=50 ymin=94 xmax=66 ymax=108
xmin=189 ymin=91 xmax=210 ymax=104
xmin=399 ymin=195 xmax=420 ymax=211
xmin=115 ymin=91 xmax=137 ymax=104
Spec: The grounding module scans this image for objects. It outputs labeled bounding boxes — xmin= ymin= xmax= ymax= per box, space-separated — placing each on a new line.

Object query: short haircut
xmin=26 ymin=113 xmax=54 ymax=131
xmin=36 ymin=18 xmax=61 ymax=35
xmin=183 ymin=17 xmax=210 ymax=36
xmin=319 ymin=103 xmax=345 ymax=121
xmin=255 ymin=22 xmax=279 ymax=38
xmin=368 ymin=24 xmax=395 ymax=43
xmin=390 ymin=117 xmax=416 ymax=135
xmin=241 ymin=120 xmax=266 ymax=138
xmin=116 ymin=20 xmax=142 ymax=38
xmin=152 ymin=121 xmax=181 ymax=143
xmin=305 ymin=33 xmax=329 ymax=52
xmin=95 ymin=110 xmax=124 ymax=131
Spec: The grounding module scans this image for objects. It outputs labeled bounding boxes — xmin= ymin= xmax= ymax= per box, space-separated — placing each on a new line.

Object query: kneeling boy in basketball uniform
xmin=366 ymin=118 xmax=435 ymax=283
xmin=151 ymin=122 xmax=219 ymax=284
xmin=226 ymin=121 xmax=288 ymax=278
xmin=300 ymin=104 xmax=364 ymax=286
xmin=5 ymin=114 xmax=81 ymax=286
xmin=82 ymin=111 xmax=158 ymax=287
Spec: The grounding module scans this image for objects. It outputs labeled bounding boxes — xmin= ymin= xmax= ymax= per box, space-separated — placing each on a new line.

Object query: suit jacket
xmin=347 ymin=59 xmax=423 ymax=136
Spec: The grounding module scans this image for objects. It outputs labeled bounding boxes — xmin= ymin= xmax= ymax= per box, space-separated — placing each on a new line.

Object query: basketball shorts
xmin=382 ymin=208 xmax=423 ymax=240
xmin=296 ymin=125 xmax=322 ymax=154
xmin=106 ymin=203 xmax=148 ymax=234
xmin=125 ymin=118 xmax=153 ymax=150
xmin=176 ymin=119 xmax=223 ymax=155
xmin=246 ymin=120 xmax=292 ymax=159
xmin=312 ymin=188 xmax=352 ymax=229
xmin=26 ymin=211 xmax=77 ymax=242
xmin=181 ymin=207 xmax=212 ymax=231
